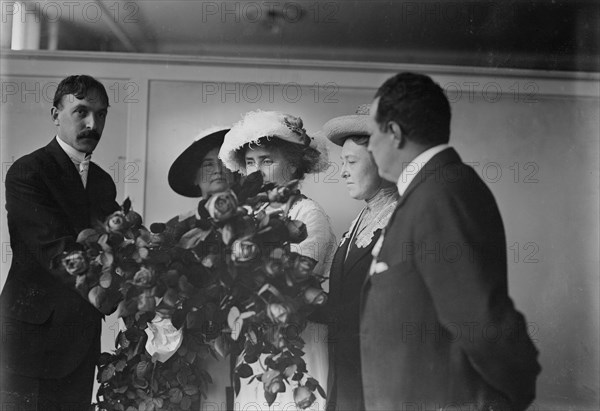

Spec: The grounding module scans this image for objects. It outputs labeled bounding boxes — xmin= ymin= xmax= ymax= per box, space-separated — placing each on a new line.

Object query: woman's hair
xmin=345 ymin=135 xmax=369 ymax=146
xmin=235 ymin=136 xmax=323 ymax=181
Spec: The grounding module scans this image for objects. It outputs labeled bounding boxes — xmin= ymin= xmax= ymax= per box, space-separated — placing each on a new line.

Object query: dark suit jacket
xmin=1 ymin=138 xmax=119 ymax=379
xmin=316 ymin=227 xmax=381 ymax=411
xmin=360 ymin=148 xmax=541 ymax=411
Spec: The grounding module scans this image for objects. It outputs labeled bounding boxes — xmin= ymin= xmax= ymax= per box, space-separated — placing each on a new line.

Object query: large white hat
xmin=322 ymin=104 xmax=371 ymax=146
xmin=219 ymin=110 xmax=316 ymax=174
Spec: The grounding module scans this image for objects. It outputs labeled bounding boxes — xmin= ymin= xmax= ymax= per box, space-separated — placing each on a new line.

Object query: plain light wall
xmin=1 ymin=51 xmax=598 ymax=410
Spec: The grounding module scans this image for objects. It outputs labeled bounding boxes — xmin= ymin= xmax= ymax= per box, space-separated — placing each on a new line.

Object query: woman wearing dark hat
xmin=168 ymin=126 xmax=235 ymax=200
xmin=166 ymin=126 xmax=236 ymax=404
xmin=318 ymin=105 xmax=398 ymax=411
xmin=166 ymin=126 xmax=238 ymax=243
xmin=219 ymin=110 xmax=336 ymax=410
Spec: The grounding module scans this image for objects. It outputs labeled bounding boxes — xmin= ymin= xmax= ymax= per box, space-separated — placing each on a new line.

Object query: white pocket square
xmin=369 ymin=261 xmax=389 ymax=276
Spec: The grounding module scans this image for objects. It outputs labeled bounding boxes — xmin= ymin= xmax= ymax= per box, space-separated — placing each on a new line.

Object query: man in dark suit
xmin=1 ymin=75 xmax=119 ymax=410
xmin=361 ymin=72 xmax=541 ymax=410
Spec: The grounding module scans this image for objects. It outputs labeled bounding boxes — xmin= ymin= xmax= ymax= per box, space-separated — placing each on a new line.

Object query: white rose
xmin=144 ymin=314 xmax=183 ymax=363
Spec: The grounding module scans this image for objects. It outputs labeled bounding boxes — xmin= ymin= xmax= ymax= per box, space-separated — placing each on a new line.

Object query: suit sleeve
xmin=413 ymin=183 xmax=540 ymax=410
xmin=6 ymin=160 xmax=96 ymax=302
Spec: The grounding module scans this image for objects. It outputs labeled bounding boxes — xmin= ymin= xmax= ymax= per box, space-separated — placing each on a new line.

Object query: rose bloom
xmin=267 ymin=186 xmax=290 ymax=203
xmin=290 ymin=255 xmax=316 ymax=283
xmin=132 ymin=266 xmax=155 ymax=287
xmin=144 ymin=315 xmax=183 ymax=363
xmin=231 ymin=239 xmax=260 ymax=264
xmin=303 ymin=287 xmax=328 ymax=306
xmin=106 ymin=211 xmax=127 ymax=232
xmin=125 ymin=210 xmax=143 ymax=228
xmin=294 ymin=386 xmax=316 ymax=409
xmin=267 ymin=303 xmax=291 ymax=324
xmin=286 ymin=220 xmax=307 ymax=243
xmin=62 ymin=250 xmax=89 ymax=276
xmin=262 ymin=369 xmax=285 ymax=394
xmin=205 ymin=191 xmax=238 ymax=222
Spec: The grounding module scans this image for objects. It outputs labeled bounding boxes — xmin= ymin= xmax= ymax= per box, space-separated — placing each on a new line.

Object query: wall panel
xmin=1 ymin=51 xmax=598 ymax=410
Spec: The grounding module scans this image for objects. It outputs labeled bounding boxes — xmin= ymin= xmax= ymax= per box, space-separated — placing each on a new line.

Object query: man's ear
xmin=389 ymin=122 xmax=404 ymax=148
xmin=50 ymin=106 xmax=60 ymax=125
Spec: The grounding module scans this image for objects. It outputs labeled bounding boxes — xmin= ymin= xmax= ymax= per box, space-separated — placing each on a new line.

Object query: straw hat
xmin=322 ymin=104 xmax=371 ymax=146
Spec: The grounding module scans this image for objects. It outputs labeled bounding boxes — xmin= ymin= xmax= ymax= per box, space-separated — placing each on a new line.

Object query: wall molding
xmin=2 ymin=49 xmax=599 ymax=85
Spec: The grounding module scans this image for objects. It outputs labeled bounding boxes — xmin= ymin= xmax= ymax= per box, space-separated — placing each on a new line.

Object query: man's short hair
xmin=374 ymin=72 xmax=451 ymax=146
xmin=53 ymin=75 xmax=110 ymax=108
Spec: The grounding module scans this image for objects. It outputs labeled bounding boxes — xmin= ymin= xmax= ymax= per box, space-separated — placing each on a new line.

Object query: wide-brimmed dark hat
xmin=168 ymin=127 xmax=229 ymax=197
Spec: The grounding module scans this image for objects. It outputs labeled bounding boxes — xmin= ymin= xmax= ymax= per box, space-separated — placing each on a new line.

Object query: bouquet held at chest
xmin=56 ymin=172 xmax=327 ymax=410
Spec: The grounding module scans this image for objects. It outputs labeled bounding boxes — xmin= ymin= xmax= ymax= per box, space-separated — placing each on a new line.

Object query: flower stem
xmin=151 ymin=362 xmax=156 ymax=387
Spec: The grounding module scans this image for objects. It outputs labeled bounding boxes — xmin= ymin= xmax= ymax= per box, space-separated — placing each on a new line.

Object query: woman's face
xmin=340 ymin=138 xmax=381 ymax=201
xmin=244 ymin=145 xmax=296 ymax=186
xmin=195 ymin=147 xmax=234 ymax=197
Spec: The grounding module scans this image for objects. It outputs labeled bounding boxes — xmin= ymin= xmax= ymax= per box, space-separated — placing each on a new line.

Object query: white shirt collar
xmin=396 ymin=144 xmax=450 ymax=196
xmin=56 ymin=135 xmax=89 ymax=163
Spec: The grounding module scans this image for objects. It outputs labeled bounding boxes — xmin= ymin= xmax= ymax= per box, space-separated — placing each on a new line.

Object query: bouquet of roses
xmin=207 ymin=179 xmax=328 ymax=408
xmin=92 ymin=172 xmax=327 ymax=410
xmin=54 ymin=198 xmax=145 ymax=315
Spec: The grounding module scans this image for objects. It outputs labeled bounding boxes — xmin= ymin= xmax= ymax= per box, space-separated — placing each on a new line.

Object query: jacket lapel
xmin=329 ymin=235 xmax=350 ymax=301
xmin=43 ymin=139 xmax=90 ymax=232
xmin=343 ymin=232 xmax=380 ymax=278
xmin=360 ymin=148 xmax=463 ymax=301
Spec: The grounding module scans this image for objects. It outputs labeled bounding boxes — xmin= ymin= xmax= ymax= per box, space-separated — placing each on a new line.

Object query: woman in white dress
xmin=219 ymin=110 xmax=336 ymax=410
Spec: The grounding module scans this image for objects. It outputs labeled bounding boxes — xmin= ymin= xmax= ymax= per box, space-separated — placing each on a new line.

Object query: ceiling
xmin=19 ymin=0 xmax=600 ymax=71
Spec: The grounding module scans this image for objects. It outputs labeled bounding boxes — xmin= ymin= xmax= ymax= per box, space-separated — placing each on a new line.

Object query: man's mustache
xmin=77 ymin=130 xmax=100 ymax=141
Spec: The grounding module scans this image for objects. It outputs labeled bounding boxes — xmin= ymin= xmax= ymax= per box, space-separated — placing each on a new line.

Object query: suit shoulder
xmin=420 ymin=160 xmax=494 ymax=199
xmin=6 ymin=146 xmax=53 ymax=180
xmin=413 ymin=161 xmax=504 ymax=228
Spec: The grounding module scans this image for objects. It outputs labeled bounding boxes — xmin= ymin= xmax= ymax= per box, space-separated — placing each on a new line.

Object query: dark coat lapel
xmin=395 ymin=147 xmax=462 ymax=209
xmin=361 ymin=148 xmax=462 ymax=291
xmin=43 ymin=138 xmax=90 ymax=232
xmin=343 ymin=235 xmax=379 ymax=278
xmin=329 ymin=235 xmax=350 ymax=302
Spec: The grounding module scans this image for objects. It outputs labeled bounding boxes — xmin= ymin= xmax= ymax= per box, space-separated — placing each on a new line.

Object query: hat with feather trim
xmin=168 ymin=126 xmax=229 ymax=197
xmin=219 ymin=110 xmax=319 ymax=174
xmin=322 ymin=104 xmax=371 ymax=146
